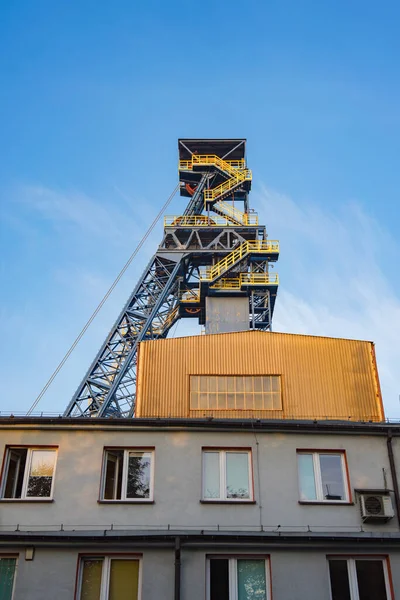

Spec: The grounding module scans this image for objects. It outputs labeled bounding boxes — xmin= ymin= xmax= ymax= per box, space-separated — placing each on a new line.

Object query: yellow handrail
xmin=210 ymin=273 xmax=279 ymax=290
xmin=201 ymin=240 xmax=280 ymax=282
xmin=212 ymin=201 xmax=257 ymax=225
xmin=178 ymin=155 xmax=252 ymax=203
xmin=180 ymin=289 xmax=201 ymax=303
xmin=164 ymin=214 xmax=258 ymax=227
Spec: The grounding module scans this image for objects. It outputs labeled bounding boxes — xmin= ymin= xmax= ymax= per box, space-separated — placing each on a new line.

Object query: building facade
xmin=0 ymin=332 xmax=399 ymax=599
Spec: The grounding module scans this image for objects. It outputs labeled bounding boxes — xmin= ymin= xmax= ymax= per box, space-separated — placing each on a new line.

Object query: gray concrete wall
xmin=205 ymin=296 xmax=249 ymax=333
xmin=0 ymin=427 xmax=398 ymax=534
xmin=6 ymin=547 xmax=174 ymax=600
xmin=6 ymin=546 xmax=400 ymax=599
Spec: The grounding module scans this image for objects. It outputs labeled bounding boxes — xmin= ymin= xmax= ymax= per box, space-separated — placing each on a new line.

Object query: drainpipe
xmin=175 ymin=536 xmax=181 ymax=600
xmin=387 ymin=430 xmax=400 ymax=527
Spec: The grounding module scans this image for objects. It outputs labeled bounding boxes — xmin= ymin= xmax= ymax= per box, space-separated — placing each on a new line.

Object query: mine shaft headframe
xmin=178 ymin=139 xmax=251 ymax=211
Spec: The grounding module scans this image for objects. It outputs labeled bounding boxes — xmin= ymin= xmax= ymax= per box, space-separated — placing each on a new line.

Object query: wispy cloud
xmin=256 ymin=187 xmax=400 ymax=417
xmin=12 ymin=184 xmax=151 ymax=245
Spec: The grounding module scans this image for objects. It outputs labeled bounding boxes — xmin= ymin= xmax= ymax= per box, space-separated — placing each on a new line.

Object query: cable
xmin=26 ymin=183 xmax=180 ymax=415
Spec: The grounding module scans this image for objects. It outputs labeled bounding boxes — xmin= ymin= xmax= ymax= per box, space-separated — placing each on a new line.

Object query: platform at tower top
xmin=178 ymin=138 xmax=246 ymax=160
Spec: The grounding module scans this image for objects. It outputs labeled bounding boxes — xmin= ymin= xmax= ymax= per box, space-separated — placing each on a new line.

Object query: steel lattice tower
xmin=64 ymin=139 xmax=279 ymax=418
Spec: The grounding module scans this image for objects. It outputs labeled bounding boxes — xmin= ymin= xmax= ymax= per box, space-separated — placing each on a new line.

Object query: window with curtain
xmin=328 ymin=557 xmax=392 ymax=600
xmin=78 ymin=556 xmax=140 ymax=600
xmin=202 ymin=450 xmax=252 ymax=501
xmin=208 ymin=557 xmax=270 ymax=600
xmin=1 ymin=447 xmax=57 ymax=500
xmin=0 ymin=557 xmax=17 ymax=600
xmin=297 ymin=451 xmax=349 ymax=502
xmin=101 ymin=449 xmax=154 ymax=501
xmin=190 ymin=375 xmax=282 ymax=411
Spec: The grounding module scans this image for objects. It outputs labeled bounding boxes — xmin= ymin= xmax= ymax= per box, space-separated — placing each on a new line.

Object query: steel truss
xmin=64 ymin=140 xmax=279 ymax=417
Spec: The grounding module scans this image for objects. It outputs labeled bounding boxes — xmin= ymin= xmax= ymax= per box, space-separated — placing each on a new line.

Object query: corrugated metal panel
xmin=136 ymin=331 xmax=384 ymax=422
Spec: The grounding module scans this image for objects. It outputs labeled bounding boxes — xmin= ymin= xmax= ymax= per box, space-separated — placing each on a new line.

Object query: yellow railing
xmin=180 ymin=289 xmax=201 ymax=303
xmin=210 ymin=273 xmax=279 ymax=290
xmin=164 ymin=215 xmax=258 ymax=227
xmin=179 ymin=157 xmax=246 ymax=173
xmin=204 ymin=171 xmax=252 ymax=202
xmin=179 ymin=155 xmax=252 ymax=203
xmin=201 ymin=240 xmax=280 ymax=282
xmin=212 ymin=201 xmax=258 ymax=225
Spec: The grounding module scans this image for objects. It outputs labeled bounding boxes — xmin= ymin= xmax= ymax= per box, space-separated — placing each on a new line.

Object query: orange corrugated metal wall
xmin=136 ymin=331 xmax=384 ymax=421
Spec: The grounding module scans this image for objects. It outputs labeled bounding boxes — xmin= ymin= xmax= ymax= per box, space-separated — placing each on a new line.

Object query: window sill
xmin=98 ymin=500 xmax=155 ymax=505
xmin=298 ymin=501 xmax=354 ymax=506
xmin=0 ymin=499 xmax=54 ymax=503
xmin=200 ymin=500 xmax=256 ymax=505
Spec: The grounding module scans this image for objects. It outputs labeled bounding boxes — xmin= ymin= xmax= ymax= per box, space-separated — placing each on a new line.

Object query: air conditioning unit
xmin=360 ymin=494 xmax=394 ymax=523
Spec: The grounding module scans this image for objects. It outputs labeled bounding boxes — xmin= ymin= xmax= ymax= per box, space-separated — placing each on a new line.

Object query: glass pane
xmin=226 ymin=378 xmax=235 ymax=392
xmin=203 ymin=453 xmax=220 ymax=499
xmin=227 ymin=393 xmax=235 ymax=409
xmin=217 ymin=394 xmax=227 ymax=409
xmin=109 ymin=559 xmax=139 ymax=600
xmin=199 ymin=377 xmax=208 ymax=392
xmin=190 ymin=392 xmax=199 ymax=410
xmin=0 ymin=558 xmax=17 ymax=600
xmin=235 ymin=377 xmax=244 ymax=393
xmin=298 ymin=454 xmax=317 ymax=501
xmin=244 ymin=377 xmax=253 ymax=393
xmin=271 ymin=376 xmax=280 ymax=392
xmin=236 ymin=394 xmax=244 ymax=409
xmin=209 ymin=377 xmax=217 ymax=392
xmin=217 ymin=377 xmax=226 ymax=392
xmin=320 ymin=455 xmax=346 ymax=500
xmin=254 ymin=394 xmax=264 ymax=410
xmin=244 ymin=394 xmax=254 ymax=410
xmin=104 ymin=451 xmax=123 ymax=500
xmin=237 ymin=560 xmax=266 ymax=600
xmin=210 ymin=559 xmax=229 ymax=600
xmin=209 ymin=394 xmax=217 ymax=409
xmin=80 ymin=559 xmax=103 ymax=600
xmin=262 ymin=377 xmax=271 ymax=393
xmin=26 ymin=450 xmax=56 ymax=497
xmin=254 ymin=377 xmax=262 ymax=392
xmin=329 ymin=560 xmax=351 ymax=600
xmin=199 ymin=393 xmax=208 ymax=409
xmin=190 ymin=376 xmax=199 ymax=392
xmin=4 ymin=450 xmax=26 ymax=498
xmin=226 ymin=453 xmax=250 ymax=499
xmin=126 ymin=453 xmax=151 ymax=499
xmin=272 ymin=391 xmax=282 ymax=410
xmin=356 ymin=560 xmax=388 ymax=600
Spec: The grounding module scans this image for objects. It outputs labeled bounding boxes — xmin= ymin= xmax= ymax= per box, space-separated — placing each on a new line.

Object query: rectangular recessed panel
xmin=189 ymin=376 xmax=281 ymax=411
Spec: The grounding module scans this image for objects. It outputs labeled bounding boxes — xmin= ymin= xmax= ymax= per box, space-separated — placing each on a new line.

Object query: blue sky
xmin=1 ymin=0 xmax=399 ymax=416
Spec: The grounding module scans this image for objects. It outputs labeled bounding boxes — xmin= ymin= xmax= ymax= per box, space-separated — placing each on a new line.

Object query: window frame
xmin=202 ymin=448 xmax=254 ymax=503
xmin=297 ymin=449 xmax=351 ymax=504
xmin=206 ymin=555 xmax=271 ymax=600
xmin=0 ymin=554 xmax=18 ymax=600
xmin=76 ymin=554 xmax=142 ymax=600
xmin=327 ymin=555 xmax=393 ymax=600
xmin=0 ymin=446 xmax=58 ymax=501
xmin=190 ymin=375 xmax=282 ymax=412
xmin=100 ymin=448 xmax=155 ymax=502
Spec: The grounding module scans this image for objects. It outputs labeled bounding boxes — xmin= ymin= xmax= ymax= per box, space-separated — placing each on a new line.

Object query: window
xmin=297 ymin=451 xmax=349 ymax=502
xmin=190 ymin=375 xmax=282 ymax=411
xmin=0 ymin=557 xmax=17 ymax=600
xmin=1 ymin=448 xmax=57 ymax=499
xmin=328 ymin=557 xmax=392 ymax=600
xmin=207 ymin=557 xmax=271 ymax=600
xmin=78 ymin=556 xmax=141 ymax=600
xmin=202 ymin=450 xmax=253 ymax=501
xmin=101 ymin=449 xmax=154 ymax=501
